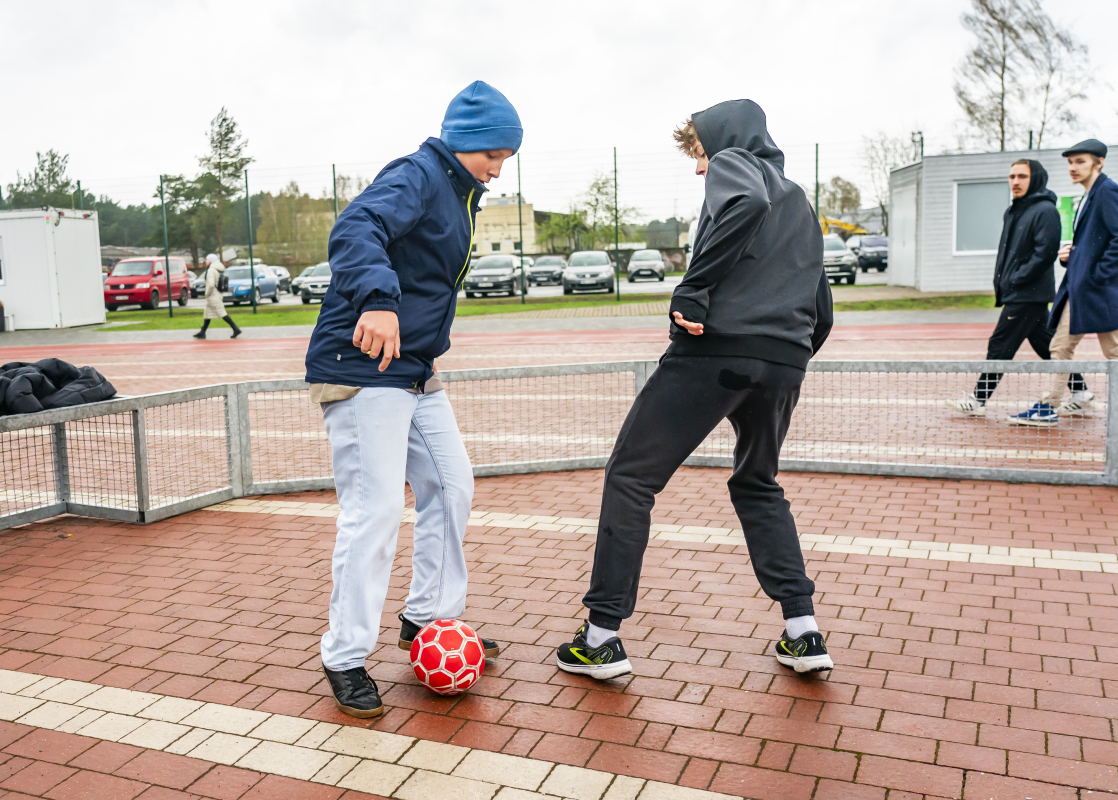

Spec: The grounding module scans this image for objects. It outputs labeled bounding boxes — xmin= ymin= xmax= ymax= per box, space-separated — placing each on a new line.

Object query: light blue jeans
xmin=320 ymin=388 xmax=473 ymax=671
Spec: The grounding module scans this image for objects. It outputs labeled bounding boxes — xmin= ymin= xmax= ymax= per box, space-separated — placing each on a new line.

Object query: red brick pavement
xmin=0 ymin=468 xmax=1116 ymax=798
xmin=0 ymin=720 xmax=388 ymax=799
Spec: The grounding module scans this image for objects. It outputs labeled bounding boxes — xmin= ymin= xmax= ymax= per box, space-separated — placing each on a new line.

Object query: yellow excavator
xmin=820 ymin=216 xmax=868 ymax=236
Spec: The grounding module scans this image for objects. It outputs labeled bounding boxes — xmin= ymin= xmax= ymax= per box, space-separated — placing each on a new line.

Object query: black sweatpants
xmin=974 ymin=303 xmax=1086 ymax=401
xmin=582 ymin=355 xmax=815 ymax=630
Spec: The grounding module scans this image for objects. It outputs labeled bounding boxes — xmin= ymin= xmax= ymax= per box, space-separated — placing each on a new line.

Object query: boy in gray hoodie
xmin=556 ymin=100 xmax=834 ymax=679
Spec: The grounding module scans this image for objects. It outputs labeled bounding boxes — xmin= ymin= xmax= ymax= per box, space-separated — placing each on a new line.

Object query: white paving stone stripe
xmin=0 ymin=669 xmax=740 ymax=800
xmin=209 ymin=499 xmax=1118 ymax=573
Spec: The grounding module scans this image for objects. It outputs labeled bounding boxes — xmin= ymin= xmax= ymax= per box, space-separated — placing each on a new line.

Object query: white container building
xmin=0 ymin=207 xmax=105 ymax=330
xmin=886 ymin=145 xmax=1110 ymax=292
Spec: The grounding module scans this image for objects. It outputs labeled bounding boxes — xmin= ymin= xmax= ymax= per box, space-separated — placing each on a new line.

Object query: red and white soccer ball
xmin=410 ymin=619 xmax=485 ymax=696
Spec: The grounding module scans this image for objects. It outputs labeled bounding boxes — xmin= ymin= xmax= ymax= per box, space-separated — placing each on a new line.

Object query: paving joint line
xmin=208 ymin=499 xmax=1118 ymax=573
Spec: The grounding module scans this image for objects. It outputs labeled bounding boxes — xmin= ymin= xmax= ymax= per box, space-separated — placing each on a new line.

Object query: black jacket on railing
xmin=993 ymin=160 xmax=1061 ymax=307
xmin=0 ymin=359 xmax=116 ymax=416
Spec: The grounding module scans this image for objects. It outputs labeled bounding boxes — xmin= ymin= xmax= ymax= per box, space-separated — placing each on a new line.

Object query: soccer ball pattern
xmin=410 ymin=619 xmax=485 ymax=696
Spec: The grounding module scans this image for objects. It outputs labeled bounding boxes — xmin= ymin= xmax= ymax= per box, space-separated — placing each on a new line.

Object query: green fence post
xmin=245 ymin=170 xmax=256 ymax=314
xmin=518 ymin=154 xmax=525 ymax=304
xmin=614 ymin=147 xmax=620 ymax=302
xmin=159 ymin=176 xmax=173 ymax=318
xmin=814 ymin=143 xmax=820 ymax=221
xmin=332 ymin=164 xmax=339 ymax=221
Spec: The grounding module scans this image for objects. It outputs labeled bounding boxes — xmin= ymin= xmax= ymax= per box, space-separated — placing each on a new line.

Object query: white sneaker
xmin=1057 ymin=391 xmax=1095 ymax=416
xmin=946 ymin=395 xmax=986 ymax=416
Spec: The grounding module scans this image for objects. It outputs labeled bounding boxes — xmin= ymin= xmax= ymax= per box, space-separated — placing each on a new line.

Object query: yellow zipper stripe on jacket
xmin=454 ymin=188 xmax=477 ymax=288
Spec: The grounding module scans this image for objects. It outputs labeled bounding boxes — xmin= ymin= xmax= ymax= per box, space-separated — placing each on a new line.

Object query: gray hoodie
xmin=668 ymin=100 xmax=832 ymax=369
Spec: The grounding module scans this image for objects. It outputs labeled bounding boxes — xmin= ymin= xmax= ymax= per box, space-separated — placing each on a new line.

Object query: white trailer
xmin=0 ymin=207 xmax=105 ymax=330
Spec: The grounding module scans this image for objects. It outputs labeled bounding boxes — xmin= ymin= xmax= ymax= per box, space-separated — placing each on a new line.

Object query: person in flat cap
xmin=1010 ymin=138 xmax=1118 ymax=426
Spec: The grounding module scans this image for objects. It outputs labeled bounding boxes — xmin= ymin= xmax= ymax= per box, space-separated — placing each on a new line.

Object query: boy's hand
xmin=672 ymin=311 xmax=704 ymax=336
xmin=353 ymin=310 xmax=401 ymax=372
xmin=1059 ymin=243 xmax=1073 ymax=264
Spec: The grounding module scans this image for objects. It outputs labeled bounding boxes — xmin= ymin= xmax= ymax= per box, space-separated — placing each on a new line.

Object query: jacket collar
xmin=424 ymin=137 xmax=488 ymax=198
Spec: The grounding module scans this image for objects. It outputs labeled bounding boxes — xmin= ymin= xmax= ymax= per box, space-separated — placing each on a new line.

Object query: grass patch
xmin=100 ymin=291 xmax=995 ymax=331
xmin=100 ymin=293 xmax=675 ymax=330
xmin=100 ymin=304 xmax=321 ymax=331
xmin=832 ymin=294 xmax=996 ymax=312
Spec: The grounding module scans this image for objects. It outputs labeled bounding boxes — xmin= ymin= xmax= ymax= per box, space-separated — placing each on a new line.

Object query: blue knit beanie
xmin=440 ymin=81 xmax=523 ymax=154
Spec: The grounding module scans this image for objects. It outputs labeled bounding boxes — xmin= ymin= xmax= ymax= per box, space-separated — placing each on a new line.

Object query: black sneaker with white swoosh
xmin=556 ymin=621 xmax=632 ymax=680
xmin=775 ymin=631 xmax=834 ymax=674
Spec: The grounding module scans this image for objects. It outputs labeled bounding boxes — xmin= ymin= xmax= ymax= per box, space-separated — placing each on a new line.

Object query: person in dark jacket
xmin=1012 ymin=139 xmax=1118 ymax=425
xmin=556 ymin=100 xmax=835 ymax=681
xmin=947 ymin=159 xmax=1085 ymax=416
xmin=305 ymin=81 xmax=521 ymax=718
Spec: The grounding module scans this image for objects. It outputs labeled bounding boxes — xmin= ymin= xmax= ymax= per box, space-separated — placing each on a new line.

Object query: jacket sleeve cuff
xmin=358 ymin=298 xmax=399 ymax=315
xmin=670 ymin=296 xmax=707 ymax=325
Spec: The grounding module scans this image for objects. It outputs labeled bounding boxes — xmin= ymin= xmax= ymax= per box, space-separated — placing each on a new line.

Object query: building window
xmin=471 ymin=243 xmax=477 ymax=252
xmin=955 ymin=181 xmax=1010 ymax=254
xmin=491 ymin=242 xmax=501 ymax=252
xmin=513 ymin=241 xmax=522 ymax=252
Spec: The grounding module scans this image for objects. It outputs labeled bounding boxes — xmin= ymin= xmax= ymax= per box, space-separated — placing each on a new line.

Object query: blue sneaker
xmin=1008 ymin=402 xmax=1058 ymax=426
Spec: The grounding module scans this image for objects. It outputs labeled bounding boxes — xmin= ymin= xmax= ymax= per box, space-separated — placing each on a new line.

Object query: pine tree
xmin=198 ymin=108 xmax=253 ymax=257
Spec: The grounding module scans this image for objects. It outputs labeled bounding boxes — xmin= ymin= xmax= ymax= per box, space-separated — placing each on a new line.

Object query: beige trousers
xmin=1042 ymin=302 xmax=1118 ymax=401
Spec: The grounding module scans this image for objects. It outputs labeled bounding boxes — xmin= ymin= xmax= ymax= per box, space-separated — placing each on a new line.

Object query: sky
xmin=4 ymin=0 xmax=1118 ymax=223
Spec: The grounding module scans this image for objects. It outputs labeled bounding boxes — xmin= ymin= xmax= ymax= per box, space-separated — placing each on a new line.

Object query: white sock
xmin=585 ymin=622 xmax=615 ymax=648
xmin=785 ymin=615 xmax=819 ymax=639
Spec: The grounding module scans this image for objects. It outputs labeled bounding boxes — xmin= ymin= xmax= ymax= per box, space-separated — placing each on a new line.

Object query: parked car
xmin=846 ymin=234 xmax=888 ymax=272
xmin=626 ymin=249 xmax=666 ymax=282
xmin=292 ymin=263 xmax=326 ymax=296
xmin=190 ymin=271 xmax=207 ymax=298
xmin=223 ymin=266 xmax=280 ymax=305
xmin=822 ymin=235 xmax=857 ymax=285
xmin=463 ymin=255 xmax=527 ymax=298
xmin=300 ymin=262 xmax=333 ymax=304
xmin=267 ymin=265 xmax=292 ymax=294
xmin=563 ymin=251 xmax=615 ymax=294
xmin=104 ymin=257 xmax=192 ymax=311
xmin=528 ymin=255 xmax=566 ymax=286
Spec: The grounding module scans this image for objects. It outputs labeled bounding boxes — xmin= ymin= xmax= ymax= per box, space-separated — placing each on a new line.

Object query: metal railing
xmin=2 ymin=359 xmax=1114 ymax=531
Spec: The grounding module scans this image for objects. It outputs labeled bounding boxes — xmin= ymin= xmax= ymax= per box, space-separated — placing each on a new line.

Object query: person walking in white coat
xmin=193 ymin=254 xmax=242 ymax=339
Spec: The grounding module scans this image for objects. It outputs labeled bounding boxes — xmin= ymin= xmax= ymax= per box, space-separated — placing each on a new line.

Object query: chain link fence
xmin=2 ymin=359 xmax=1115 ymax=531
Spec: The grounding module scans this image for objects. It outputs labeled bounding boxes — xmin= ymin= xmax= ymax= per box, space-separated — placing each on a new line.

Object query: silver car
xmin=563 ymin=251 xmax=615 ymax=294
xmin=822 ymin=235 xmax=858 ymax=285
xmin=300 ymin=263 xmax=333 ymax=304
xmin=626 ymin=249 xmax=666 ymax=282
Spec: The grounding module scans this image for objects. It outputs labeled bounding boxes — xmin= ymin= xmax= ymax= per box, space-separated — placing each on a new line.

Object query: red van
xmin=104 ymin=257 xmax=191 ymax=311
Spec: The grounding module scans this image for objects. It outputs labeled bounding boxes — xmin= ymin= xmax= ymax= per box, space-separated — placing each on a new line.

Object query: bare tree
xmin=1025 ymin=16 xmax=1091 ymax=148
xmin=861 ymin=134 xmax=918 ymax=234
xmin=819 ymin=177 xmax=862 ymax=219
xmin=954 ymin=0 xmax=1041 ymax=151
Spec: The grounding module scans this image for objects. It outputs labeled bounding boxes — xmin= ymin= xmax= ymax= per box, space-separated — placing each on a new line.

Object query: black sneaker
xmin=397 ymin=614 xmax=501 ymax=659
xmin=556 ymin=621 xmax=632 ymax=680
xmin=323 ymin=666 xmax=384 ymax=718
xmin=774 ymin=631 xmax=834 ymax=674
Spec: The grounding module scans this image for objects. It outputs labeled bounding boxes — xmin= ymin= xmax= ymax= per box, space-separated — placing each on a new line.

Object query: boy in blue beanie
xmin=306 ymin=81 xmax=521 ymax=718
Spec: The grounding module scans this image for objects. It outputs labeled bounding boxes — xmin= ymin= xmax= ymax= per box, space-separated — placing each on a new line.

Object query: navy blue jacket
xmin=305 ymin=138 xmax=485 ymax=389
xmin=1050 ymin=172 xmax=1118 ymax=335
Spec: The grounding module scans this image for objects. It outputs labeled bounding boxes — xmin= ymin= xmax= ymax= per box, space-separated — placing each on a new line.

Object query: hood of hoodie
xmin=1013 ymin=159 xmax=1057 ymax=208
xmin=691 ymin=99 xmax=785 ymax=172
